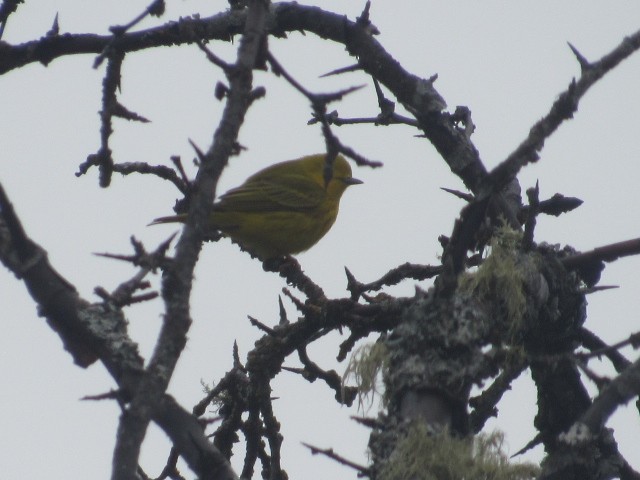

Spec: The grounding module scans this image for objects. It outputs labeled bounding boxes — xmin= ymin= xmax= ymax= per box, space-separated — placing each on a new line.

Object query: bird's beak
xmin=342 ymin=177 xmax=363 ymax=186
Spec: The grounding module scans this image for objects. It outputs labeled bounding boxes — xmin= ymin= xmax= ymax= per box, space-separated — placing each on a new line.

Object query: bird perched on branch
xmin=151 ymin=153 xmax=362 ymax=260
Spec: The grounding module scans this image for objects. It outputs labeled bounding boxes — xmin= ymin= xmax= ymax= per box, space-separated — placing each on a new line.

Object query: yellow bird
xmin=152 ymin=154 xmax=362 ymax=260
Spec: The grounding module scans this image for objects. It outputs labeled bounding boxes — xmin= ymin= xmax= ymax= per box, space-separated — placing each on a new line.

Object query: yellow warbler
xmin=152 ymin=154 xmax=362 ymax=260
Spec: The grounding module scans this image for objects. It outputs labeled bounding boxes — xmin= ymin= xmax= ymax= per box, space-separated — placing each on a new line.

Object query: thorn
xmin=440 ymin=187 xmax=473 ymax=202
xmin=248 ymin=315 xmax=277 ymax=336
xmin=579 ymin=285 xmax=619 ymax=295
xmin=81 ymin=390 xmax=121 ymax=401
xmin=355 ymin=1 xmax=379 ymax=35
xmin=567 ymin=42 xmax=591 ymax=71
xmin=350 ymin=415 xmax=383 ymax=429
xmin=525 ymin=182 xmax=540 ymax=205
xmin=344 ymin=266 xmax=356 ymax=285
xmin=320 ymin=64 xmax=362 ymax=78
xmin=47 ymin=13 xmax=60 ymax=37
xmin=170 ymin=156 xmax=191 ymax=185
xmin=278 ymin=295 xmax=289 ymax=325
xmin=126 ymin=291 xmax=159 ymax=304
xmin=373 ymin=78 xmax=395 ymax=123
xmin=93 ymin=252 xmax=134 ymax=262
xmin=233 ymin=341 xmax=241 ymax=368
xmin=111 ymin=101 xmax=150 ymax=123
xmin=316 ymin=84 xmax=367 ymax=105
xmin=130 ymin=236 xmax=145 ymax=255
xmin=511 ymin=434 xmax=542 ymax=458
xmin=345 ymin=267 xmax=362 ymax=301
xmin=356 ymin=1 xmax=372 ymax=26
xmin=188 ymin=139 xmax=207 ymax=164
xmin=282 ymin=366 xmax=304 ymax=374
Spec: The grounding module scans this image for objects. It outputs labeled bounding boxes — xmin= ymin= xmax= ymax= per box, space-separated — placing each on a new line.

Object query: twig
xmin=264 ymin=256 xmax=326 ymax=303
xmin=153 ymin=448 xmax=185 ymax=480
xmin=77 ymin=52 xmax=125 ymax=187
xmin=196 ymin=39 xmax=232 ymax=71
xmin=297 ymin=346 xmax=357 ymax=406
xmin=573 ymin=354 xmax=640 ymax=434
xmin=345 ymin=263 xmax=442 ymax=300
xmin=490 ymin=30 xmax=640 ymax=192
xmin=469 ymin=354 xmax=528 ymax=433
xmin=531 ymin=193 xmax=583 ymax=217
xmin=562 ymin=238 xmax=640 ymax=269
xmin=94 ymin=0 xmax=166 ymax=68
xmin=112 ymin=162 xmax=189 ymax=195
xmin=302 ymin=442 xmax=371 ymax=477
xmin=266 ymin=51 xmax=383 ymax=170
xmin=578 ymin=328 xmax=638 ymax=372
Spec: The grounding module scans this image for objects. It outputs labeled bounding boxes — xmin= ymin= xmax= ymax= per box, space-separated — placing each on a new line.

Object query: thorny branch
xmin=2 ymin=2 xmax=640 ymax=480
xmin=0 ymin=182 xmax=238 ymax=480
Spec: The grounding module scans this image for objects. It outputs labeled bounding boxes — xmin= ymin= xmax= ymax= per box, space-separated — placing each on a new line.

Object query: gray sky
xmin=1 ymin=1 xmax=639 ymax=478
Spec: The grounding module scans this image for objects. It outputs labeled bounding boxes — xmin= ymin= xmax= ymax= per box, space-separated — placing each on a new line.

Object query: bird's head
xmin=319 ymin=154 xmax=363 ymax=199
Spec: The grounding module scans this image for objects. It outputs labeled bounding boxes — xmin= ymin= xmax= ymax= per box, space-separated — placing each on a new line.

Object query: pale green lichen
xmin=378 ymin=423 xmax=539 ymax=480
xmin=459 ymin=225 xmax=528 ymax=336
xmin=342 ymin=340 xmax=390 ymax=411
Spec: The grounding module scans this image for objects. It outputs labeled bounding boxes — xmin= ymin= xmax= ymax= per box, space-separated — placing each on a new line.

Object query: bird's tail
xmin=148 ymin=214 xmax=188 ymax=226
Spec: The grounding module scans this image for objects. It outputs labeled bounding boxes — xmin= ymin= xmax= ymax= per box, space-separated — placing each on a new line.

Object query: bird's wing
xmin=215 ymin=174 xmax=325 ymax=213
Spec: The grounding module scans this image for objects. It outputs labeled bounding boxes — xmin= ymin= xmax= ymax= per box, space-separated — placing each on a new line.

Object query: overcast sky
xmin=1 ymin=1 xmax=640 ymax=478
